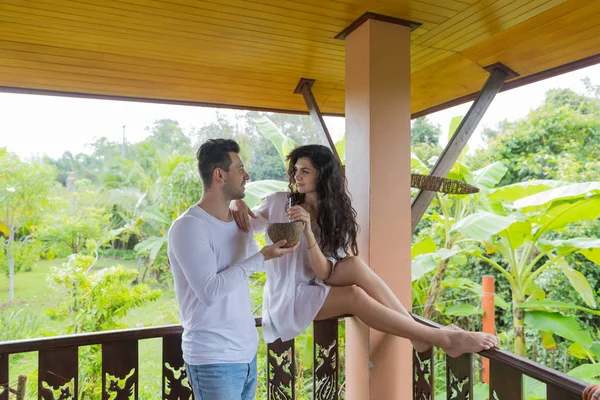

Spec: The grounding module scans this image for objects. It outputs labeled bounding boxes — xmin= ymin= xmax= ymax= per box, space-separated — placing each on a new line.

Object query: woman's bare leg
xmin=316 ymin=286 xmax=498 ymax=358
xmin=324 ymin=256 xmax=430 ymax=351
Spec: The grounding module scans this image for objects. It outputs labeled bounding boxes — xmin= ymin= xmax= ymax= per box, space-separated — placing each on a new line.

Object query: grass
xmin=0 ymin=257 xmax=175 ymax=399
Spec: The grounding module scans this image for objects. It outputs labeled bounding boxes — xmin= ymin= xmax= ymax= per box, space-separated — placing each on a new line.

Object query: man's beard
xmin=223 ymin=181 xmax=245 ymax=200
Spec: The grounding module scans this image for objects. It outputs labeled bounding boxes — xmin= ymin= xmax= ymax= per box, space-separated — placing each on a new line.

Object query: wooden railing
xmin=0 ymin=316 xmax=589 ymax=399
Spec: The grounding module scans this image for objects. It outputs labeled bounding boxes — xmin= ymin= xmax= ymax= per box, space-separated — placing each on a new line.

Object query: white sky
xmin=1 ymin=64 xmax=599 ymax=160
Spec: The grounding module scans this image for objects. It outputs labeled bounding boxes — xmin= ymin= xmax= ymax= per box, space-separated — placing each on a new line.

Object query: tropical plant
xmin=453 ymin=181 xmax=600 ymax=356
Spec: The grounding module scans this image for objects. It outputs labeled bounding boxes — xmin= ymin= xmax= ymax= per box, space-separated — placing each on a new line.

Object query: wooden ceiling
xmin=1 ymin=0 xmax=599 ymax=116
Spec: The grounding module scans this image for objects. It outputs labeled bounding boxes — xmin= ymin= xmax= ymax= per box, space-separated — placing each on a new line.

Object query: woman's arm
xmin=287 ymin=205 xmax=332 ymax=280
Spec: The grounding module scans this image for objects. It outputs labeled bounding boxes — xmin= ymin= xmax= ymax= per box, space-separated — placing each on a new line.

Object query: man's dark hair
xmin=196 ymin=139 xmax=240 ymax=188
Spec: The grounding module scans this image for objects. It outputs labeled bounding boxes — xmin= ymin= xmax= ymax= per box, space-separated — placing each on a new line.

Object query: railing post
xmin=413 ymin=348 xmax=434 ymax=400
xmin=163 ymin=334 xmax=193 ymax=399
xmin=267 ymin=339 xmax=295 ymax=400
xmin=39 ymin=347 xmax=78 ymax=399
xmin=446 ymin=354 xmax=473 ymax=399
xmin=489 ymin=358 xmax=522 ymax=399
xmin=313 ymin=319 xmax=339 ymax=400
xmin=0 ymin=353 xmax=8 ymax=400
xmin=102 ymin=340 xmax=139 ymax=400
xmin=547 ymin=384 xmax=581 ymax=400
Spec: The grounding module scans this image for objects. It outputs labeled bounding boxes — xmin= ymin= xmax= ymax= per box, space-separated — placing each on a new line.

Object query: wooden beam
xmin=294 ymin=78 xmax=342 ymax=165
xmin=410 ymin=64 xmax=515 ymax=231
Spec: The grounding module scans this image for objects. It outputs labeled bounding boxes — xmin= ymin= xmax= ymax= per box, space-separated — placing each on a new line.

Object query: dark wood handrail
xmin=412 ymin=314 xmax=589 ymax=396
xmin=0 ymin=314 xmax=590 ymax=398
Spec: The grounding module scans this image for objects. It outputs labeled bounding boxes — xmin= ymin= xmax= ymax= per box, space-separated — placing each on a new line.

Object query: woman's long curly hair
xmin=286 ymin=145 xmax=359 ymax=260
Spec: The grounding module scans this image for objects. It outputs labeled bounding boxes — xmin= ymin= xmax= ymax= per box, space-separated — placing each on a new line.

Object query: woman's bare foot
xmin=413 ymin=325 xmax=463 ymax=352
xmin=441 ymin=330 xmax=499 ymax=358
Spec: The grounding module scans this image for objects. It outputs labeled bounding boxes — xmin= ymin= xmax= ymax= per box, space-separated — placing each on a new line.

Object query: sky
xmin=1 ymin=64 xmax=599 ymax=160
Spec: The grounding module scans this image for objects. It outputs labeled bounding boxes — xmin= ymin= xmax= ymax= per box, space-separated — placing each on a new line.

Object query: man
xmin=168 ymin=139 xmax=296 ymax=400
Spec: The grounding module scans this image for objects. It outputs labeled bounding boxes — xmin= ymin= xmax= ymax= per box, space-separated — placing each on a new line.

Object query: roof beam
xmin=410 ymin=63 xmax=518 ymax=232
xmin=294 ymin=78 xmax=342 ymax=165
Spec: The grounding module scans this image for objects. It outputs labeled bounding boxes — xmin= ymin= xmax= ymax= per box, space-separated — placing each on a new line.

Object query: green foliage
xmin=0 ymin=150 xmax=57 ymax=300
xmin=47 ymin=254 xmax=161 ymax=333
xmin=0 ymin=309 xmax=42 ymax=341
xmin=412 ymin=116 xmax=441 ymax=145
xmin=471 ymin=87 xmax=600 ymax=184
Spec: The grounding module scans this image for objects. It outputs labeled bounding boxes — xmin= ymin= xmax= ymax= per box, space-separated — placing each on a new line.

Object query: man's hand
xmin=231 ymin=199 xmax=256 ymax=233
xmin=260 ymin=240 xmax=298 ymax=261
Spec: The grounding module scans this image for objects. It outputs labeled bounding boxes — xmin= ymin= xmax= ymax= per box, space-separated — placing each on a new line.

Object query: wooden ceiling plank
xmin=0 ymin=48 xmax=342 ymax=92
xmin=0 ymin=11 xmax=347 ymax=63
xmin=0 ymin=28 xmax=347 ymax=77
xmin=7 ymin=0 xmax=344 ymax=48
xmin=413 ymin=0 xmax=563 ymax=61
xmin=0 ymin=65 xmax=325 ymax=105
xmin=0 ymin=57 xmax=346 ymax=100
xmin=0 ymin=40 xmax=340 ymax=86
xmin=467 ymin=2 xmax=600 ymax=66
xmin=259 ymin=0 xmax=448 ymax=24
xmin=462 ymin=0 xmax=591 ymax=60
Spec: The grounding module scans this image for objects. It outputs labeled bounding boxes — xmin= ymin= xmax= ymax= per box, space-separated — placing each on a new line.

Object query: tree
xmin=454 ymin=181 xmax=600 ymax=356
xmin=411 ymin=117 xmax=441 ymax=145
xmin=0 ymin=150 xmax=56 ymax=301
xmin=470 ymin=86 xmax=600 ymax=185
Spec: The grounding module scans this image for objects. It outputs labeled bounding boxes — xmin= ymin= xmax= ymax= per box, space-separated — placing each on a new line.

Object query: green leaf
xmin=568 ymin=342 xmax=590 ymax=360
xmin=448 ymin=116 xmax=463 ymax=139
xmin=411 ymin=248 xmax=462 ymax=281
xmin=521 ymin=300 xmax=600 ymax=316
xmin=411 ymin=237 xmax=437 ymax=260
xmin=499 ymin=220 xmax=532 ymax=251
xmin=524 ymin=282 xmax=546 ymax=301
xmin=444 ymin=303 xmax=483 ymax=317
xmin=451 ymin=211 xmax=518 ymax=241
xmin=538 ymin=238 xmax=600 ymax=266
xmin=335 ymin=135 xmax=346 ymax=165
xmin=472 ymin=161 xmax=508 ymax=189
xmin=488 ymin=180 xmax=569 ymax=202
xmin=556 ymin=260 xmax=596 ymax=308
xmin=441 ymin=277 xmax=509 ymax=310
xmin=524 ymin=310 xmax=592 ymax=346
xmin=514 ymin=182 xmax=600 ymax=209
xmin=244 ymin=180 xmax=288 ymax=209
xmin=568 ymin=363 xmax=600 ymax=383
xmin=523 ymin=376 xmax=546 ymax=400
xmin=0 ymin=221 xmax=9 ymax=237
xmin=534 ymin=196 xmax=600 ymax=234
xmin=541 ymin=331 xmax=556 ymax=349
xmin=134 ymin=235 xmax=167 ymax=263
xmin=411 ymin=254 xmax=438 ymax=281
xmin=255 ymin=117 xmax=296 ymax=166
xmin=411 ymin=153 xmax=429 ymax=174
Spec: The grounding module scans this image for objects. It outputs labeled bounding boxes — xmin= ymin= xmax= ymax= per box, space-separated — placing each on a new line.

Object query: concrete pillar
xmin=344 ymin=17 xmax=413 ymax=400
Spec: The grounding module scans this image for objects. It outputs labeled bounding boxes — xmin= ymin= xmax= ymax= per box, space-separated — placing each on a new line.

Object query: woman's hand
xmin=231 ymin=200 xmax=256 ymax=233
xmin=287 ymin=205 xmax=312 ymax=235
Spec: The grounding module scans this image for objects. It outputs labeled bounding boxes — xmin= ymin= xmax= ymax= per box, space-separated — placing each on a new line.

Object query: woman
xmin=233 ymin=144 xmax=498 ymax=357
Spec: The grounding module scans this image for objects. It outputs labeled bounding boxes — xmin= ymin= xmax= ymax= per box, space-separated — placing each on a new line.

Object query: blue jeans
xmin=186 ymin=355 xmax=257 ymax=400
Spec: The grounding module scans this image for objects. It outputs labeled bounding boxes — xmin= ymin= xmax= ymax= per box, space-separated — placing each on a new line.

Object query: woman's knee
xmin=341 ymin=256 xmax=370 ymax=277
xmin=345 ymin=285 xmax=368 ymax=308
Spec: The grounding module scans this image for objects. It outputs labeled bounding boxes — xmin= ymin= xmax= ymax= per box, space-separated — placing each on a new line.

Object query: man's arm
xmin=169 ymin=218 xmax=264 ymax=306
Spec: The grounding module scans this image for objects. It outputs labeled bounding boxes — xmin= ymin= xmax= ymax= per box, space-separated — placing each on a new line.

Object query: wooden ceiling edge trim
xmin=412 ymin=53 xmax=600 ymax=119
xmin=2 ymin=53 xmax=598 ymax=121
xmin=335 ymin=12 xmax=422 ymax=40
xmin=0 ymin=85 xmax=345 ymax=117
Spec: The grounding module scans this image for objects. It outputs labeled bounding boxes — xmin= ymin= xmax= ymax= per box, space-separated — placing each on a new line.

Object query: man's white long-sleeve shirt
xmin=167 ymin=205 xmax=264 ymax=365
